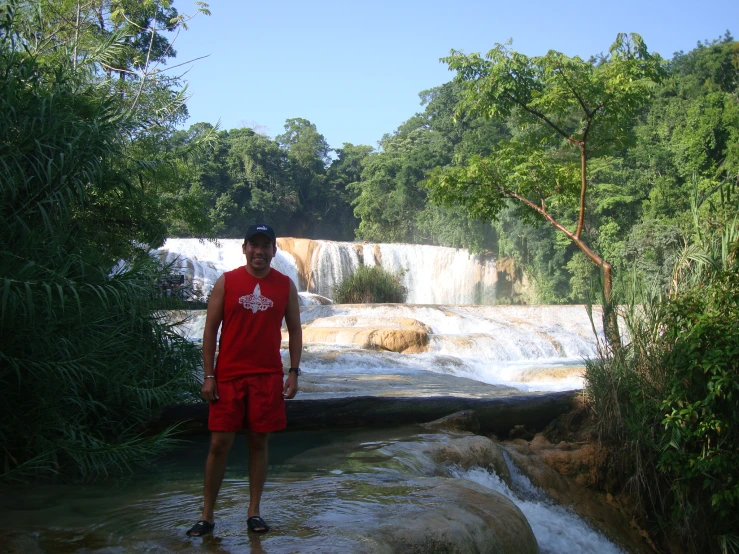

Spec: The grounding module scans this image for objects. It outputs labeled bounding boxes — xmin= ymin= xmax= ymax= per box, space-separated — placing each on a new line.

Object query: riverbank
xmin=497 ymin=396 xmax=658 ymax=554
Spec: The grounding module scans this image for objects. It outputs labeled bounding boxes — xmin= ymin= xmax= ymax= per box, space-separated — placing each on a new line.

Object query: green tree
xmin=163 ymin=122 xmax=223 ymax=237
xmin=428 ymin=34 xmax=664 ymax=345
xmin=0 ymin=0 xmax=205 ymax=479
xmin=277 ymin=117 xmax=332 ymax=236
xmin=13 ymin=0 xmax=214 ymax=249
xmin=585 ymin=189 xmax=739 ymax=552
xmin=350 ymin=128 xmax=448 ymax=243
xmin=325 ymin=142 xmax=374 ymax=240
xmin=226 ymin=127 xmax=296 ymax=232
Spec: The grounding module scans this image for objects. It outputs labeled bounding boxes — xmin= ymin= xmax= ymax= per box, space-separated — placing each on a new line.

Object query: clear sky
xmin=168 ymin=0 xmax=737 ymax=150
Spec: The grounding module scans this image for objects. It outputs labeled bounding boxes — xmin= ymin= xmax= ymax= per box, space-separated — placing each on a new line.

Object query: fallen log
xmin=152 ymin=391 xmax=578 ymax=436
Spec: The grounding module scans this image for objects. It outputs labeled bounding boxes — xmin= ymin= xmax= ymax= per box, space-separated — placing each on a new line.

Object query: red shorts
xmin=208 ymin=373 xmax=286 ymax=433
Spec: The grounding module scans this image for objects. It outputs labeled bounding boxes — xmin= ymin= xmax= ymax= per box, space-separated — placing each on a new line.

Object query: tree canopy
xmin=157 ymin=32 xmax=737 ymax=313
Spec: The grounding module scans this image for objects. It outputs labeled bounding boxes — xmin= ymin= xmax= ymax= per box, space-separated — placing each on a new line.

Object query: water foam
xmin=451 ymin=462 xmax=625 ymax=554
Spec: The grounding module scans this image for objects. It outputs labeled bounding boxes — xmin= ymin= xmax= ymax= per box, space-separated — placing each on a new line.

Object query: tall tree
xmin=351 ymin=127 xmax=452 ymax=243
xmin=325 ymin=143 xmax=374 ymax=240
xmin=277 ymin=118 xmax=331 ymax=236
xmin=0 ymin=0 xmax=206 ymax=479
xmin=428 ymin=34 xmax=664 ymax=346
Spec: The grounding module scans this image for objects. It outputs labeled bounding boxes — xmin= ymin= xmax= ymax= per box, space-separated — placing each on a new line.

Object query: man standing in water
xmin=187 ymin=224 xmax=302 ymax=537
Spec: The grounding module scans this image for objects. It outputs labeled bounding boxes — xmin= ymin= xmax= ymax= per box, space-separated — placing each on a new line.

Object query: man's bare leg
xmin=199 ymin=431 xmax=236 ymax=524
xmin=246 ymin=430 xmax=270 ymax=521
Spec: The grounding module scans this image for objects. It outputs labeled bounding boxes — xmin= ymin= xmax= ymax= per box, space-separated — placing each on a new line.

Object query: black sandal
xmin=247 ymin=515 xmax=270 ymax=533
xmin=186 ymin=520 xmax=215 ymax=536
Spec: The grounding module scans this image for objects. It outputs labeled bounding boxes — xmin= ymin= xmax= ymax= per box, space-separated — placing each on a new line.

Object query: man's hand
xmin=201 ymin=378 xmax=219 ymax=403
xmin=283 ymin=372 xmax=299 ymax=399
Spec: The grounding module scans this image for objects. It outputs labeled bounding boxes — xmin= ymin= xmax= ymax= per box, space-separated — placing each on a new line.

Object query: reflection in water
xmin=0 ymin=427 xmax=624 ymax=553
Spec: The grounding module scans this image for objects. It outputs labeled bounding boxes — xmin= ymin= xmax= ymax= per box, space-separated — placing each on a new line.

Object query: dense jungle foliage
xmin=0 ymin=0 xmax=207 ymax=479
xmin=586 ymin=191 xmax=739 ymax=554
xmin=170 ymin=32 xmax=739 ymax=306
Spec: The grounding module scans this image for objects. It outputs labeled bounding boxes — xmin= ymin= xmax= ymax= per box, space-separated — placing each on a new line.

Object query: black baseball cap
xmin=245 ymin=223 xmax=277 ymax=243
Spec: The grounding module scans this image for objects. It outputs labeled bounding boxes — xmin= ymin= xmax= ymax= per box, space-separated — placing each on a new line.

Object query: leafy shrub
xmin=0 ymin=6 xmax=200 ymax=480
xmin=585 ymin=218 xmax=739 ymax=553
xmin=332 ymin=266 xmax=408 ymax=304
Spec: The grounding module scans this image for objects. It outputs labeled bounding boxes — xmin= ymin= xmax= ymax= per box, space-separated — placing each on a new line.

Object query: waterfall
xmin=155 ymin=239 xmax=603 ymax=392
xmin=451 ymin=455 xmax=626 ymax=554
xmin=153 ymin=238 xmax=501 ymax=305
xmin=176 ymin=303 xmax=602 ymax=392
xmin=152 ymin=238 xmax=300 ymax=299
xmin=360 ymin=242 xmax=498 ymax=305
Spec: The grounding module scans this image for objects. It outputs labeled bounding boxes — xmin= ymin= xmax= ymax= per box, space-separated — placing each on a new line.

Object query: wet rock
xmin=423 ymin=409 xmax=481 ymax=434
xmin=428 ymin=435 xmax=512 ymax=487
xmin=276 ymin=238 xmax=319 ymax=290
xmin=274 ymin=436 xmax=536 ymax=554
xmin=509 ymin=432 xmax=608 ymax=489
xmin=508 ymin=424 xmax=536 ymax=441
xmin=293 ymin=316 xmax=433 ymax=353
xmin=540 ymin=395 xmax=594 ymax=443
xmin=369 ymin=480 xmax=539 ymax=554
xmin=154 ymin=391 xmax=579 ymax=437
xmin=296 ymin=327 xmax=429 ymax=353
xmin=502 ymin=437 xmax=655 ymax=554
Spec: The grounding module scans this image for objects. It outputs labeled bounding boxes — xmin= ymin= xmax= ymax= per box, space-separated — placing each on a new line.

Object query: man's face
xmin=243 ymin=234 xmax=277 ymax=273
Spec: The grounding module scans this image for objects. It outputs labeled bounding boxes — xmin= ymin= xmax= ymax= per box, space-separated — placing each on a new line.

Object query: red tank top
xmin=215 ymin=267 xmax=291 ymax=381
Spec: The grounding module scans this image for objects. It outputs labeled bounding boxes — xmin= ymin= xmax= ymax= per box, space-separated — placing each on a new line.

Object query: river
xmin=1 ymin=426 xmax=625 ymax=553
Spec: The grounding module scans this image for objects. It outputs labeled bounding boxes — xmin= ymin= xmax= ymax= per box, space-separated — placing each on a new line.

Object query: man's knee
xmin=246 ymin=431 xmax=269 ymax=453
xmin=209 ymin=432 xmax=235 ymax=457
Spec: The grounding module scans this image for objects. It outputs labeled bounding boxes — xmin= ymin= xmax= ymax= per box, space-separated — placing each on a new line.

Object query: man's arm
xmin=201 ymin=275 xmax=225 ymax=402
xmin=283 ymin=280 xmax=302 ymax=399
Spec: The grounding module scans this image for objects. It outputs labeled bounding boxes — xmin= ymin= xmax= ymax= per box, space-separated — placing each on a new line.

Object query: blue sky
xmin=168 ymin=0 xmax=737 ymax=150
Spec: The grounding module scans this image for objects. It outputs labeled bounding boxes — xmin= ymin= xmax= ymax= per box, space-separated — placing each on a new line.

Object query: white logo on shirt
xmin=238 ymin=283 xmax=274 ymax=313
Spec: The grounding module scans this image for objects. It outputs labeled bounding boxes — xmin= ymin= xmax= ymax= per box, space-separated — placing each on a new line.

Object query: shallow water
xmin=0 ymin=427 xmax=623 ymax=553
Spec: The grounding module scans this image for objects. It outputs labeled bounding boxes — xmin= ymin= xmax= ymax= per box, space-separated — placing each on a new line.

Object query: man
xmin=187 ymin=224 xmax=302 ymax=537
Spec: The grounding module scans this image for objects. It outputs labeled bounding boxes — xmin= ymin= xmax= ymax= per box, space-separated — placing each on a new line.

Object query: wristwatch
xmin=289 ymin=367 xmax=301 ymax=376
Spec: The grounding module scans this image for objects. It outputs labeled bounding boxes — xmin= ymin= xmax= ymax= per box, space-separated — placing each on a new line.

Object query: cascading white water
xmin=153 ymin=238 xmax=299 ymax=299
xmin=176 ymin=303 xmax=602 ymax=392
xmin=303 ymin=241 xmax=498 ymax=304
xmin=158 ymin=238 xmax=603 ymax=392
xmin=361 ymin=242 xmax=498 ymax=304
xmin=298 ymin=304 xmax=599 ymax=391
xmin=451 ymin=461 xmax=626 ymax=554
xmin=307 ymin=240 xmax=361 ymax=298
xmin=380 ymin=434 xmax=626 ymax=553
xmin=153 ymin=238 xmax=498 ymax=305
